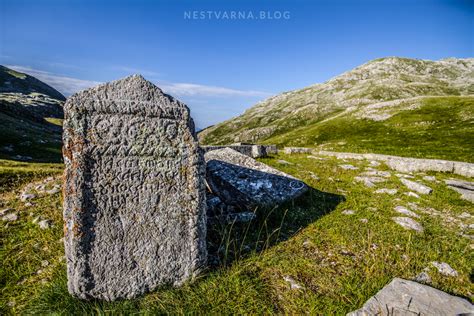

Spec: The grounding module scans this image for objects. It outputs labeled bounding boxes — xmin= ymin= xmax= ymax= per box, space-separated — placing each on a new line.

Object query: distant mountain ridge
xmin=0 ymin=65 xmax=65 ymax=101
xmin=198 ymin=57 xmax=474 ymax=161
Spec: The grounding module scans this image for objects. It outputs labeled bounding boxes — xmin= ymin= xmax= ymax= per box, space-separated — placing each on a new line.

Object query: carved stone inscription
xmin=62 ymin=75 xmax=206 ymax=301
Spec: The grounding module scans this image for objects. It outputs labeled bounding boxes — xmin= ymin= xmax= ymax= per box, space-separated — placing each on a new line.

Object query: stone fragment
xmin=414 ymin=272 xmax=432 ymax=284
xmin=347 ymin=278 xmax=473 ymax=315
xmin=283 ymin=276 xmax=303 ymax=290
xmin=226 ymin=212 xmax=256 ymax=223
xmin=339 ymin=164 xmax=358 ymax=170
xmin=20 ymin=193 xmax=35 ymax=201
xmin=392 ymin=217 xmax=423 ymax=232
xmin=405 ymin=192 xmax=420 ymax=198
xmin=445 ymin=179 xmax=474 ymax=203
xmin=359 ymin=218 xmax=368 ymax=223
xmin=355 ymin=176 xmax=386 ymax=188
xmin=394 ymin=206 xmax=420 ymax=218
xmin=375 ymin=188 xmax=397 ymax=195
xmin=2 ymin=213 xmax=18 ymax=221
xmin=431 ymin=261 xmax=458 ymax=277
xmin=277 ymin=159 xmax=293 ymax=165
xmin=62 ymin=75 xmax=207 ymax=300
xmin=205 ymin=148 xmax=307 ymax=210
xmin=400 ymin=178 xmax=432 ymax=195
xmin=360 ymin=170 xmax=391 ymax=178
xmin=284 ymin=147 xmax=312 ymax=154
xmin=342 ymin=210 xmax=355 ymax=215
xmin=38 ymin=219 xmax=51 ymax=229
xmin=396 ymin=173 xmax=414 ymax=179
xmin=423 ymin=175 xmax=436 ymax=182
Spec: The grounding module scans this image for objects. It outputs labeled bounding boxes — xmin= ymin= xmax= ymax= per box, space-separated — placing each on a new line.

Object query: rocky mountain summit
xmin=198 ymin=57 xmax=474 ymax=160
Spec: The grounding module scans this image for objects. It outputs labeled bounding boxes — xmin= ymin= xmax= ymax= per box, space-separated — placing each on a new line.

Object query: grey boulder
xmin=205 ymin=148 xmax=308 ymax=210
xmin=348 ymin=278 xmax=473 ymax=315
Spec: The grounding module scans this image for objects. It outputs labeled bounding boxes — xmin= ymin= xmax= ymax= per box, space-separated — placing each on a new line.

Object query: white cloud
xmin=6 ymin=65 xmax=101 ymax=96
xmin=6 ymin=65 xmax=271 ymax=98
xmin=159 ymin=82 xmax=270 ymax=98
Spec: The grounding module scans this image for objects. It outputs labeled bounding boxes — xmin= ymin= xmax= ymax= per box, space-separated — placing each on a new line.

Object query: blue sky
xmin=1 ymin=0 xmax=472 ymax=128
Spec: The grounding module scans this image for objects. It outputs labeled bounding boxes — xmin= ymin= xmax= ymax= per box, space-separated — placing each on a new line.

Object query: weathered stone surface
xmin=347 ymin=278 xmax=473 ymax=315
xmin=392 ymin=217 xmax=424 ymax=232
xmin=400 ymin=178 xmax=432 ymax=195
xmin=394 ymin=206 xmax=420 ymax=218
xmin=375 ymin=188 xmax=397 ymax=195
xmin=62 ymin=75 xmax=206 ymax=300
xmin=205 ymin=148 xmax=307 ymax=210
xmin=445 ymin=179 xmax=474 ymax=203
xmin=284 ymin=147 xmax=313 ymax=154
xmin=431 ymin=261 xmax=459 ymax=277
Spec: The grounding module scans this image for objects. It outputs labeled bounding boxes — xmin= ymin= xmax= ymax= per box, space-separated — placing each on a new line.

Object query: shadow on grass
xmin=207 ymin=186 xmax=345 ymax=268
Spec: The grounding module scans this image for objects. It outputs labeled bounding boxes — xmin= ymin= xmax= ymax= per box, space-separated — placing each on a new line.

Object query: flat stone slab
xmin=348 ymin=278 xmax=473 ymax=315
xmin=205 ymin=148 xmax=308 ymax=209
xmin=400 ymin=178 xmax=432 ymax=195
xmin=62 ymin=75 xmax=207 ymax=300
xmin=392 ymin=216 xmax=424 ymax=232
xmin=445 ymin=179 xmax=474 ymax=203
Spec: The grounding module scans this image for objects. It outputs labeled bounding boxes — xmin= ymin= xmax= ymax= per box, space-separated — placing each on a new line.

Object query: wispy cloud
xmin=159 ymin=82 xmax=271 ymax=98
xmin=5 ymin=65 xmax=271 ymax=98
xmin=6 ymin=65 xmax=101 ymax=96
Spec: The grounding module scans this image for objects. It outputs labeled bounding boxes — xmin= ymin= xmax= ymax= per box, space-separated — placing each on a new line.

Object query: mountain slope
xmin=0 ymin=66 xmax=65 ymax=162
xmin=198 ymin=57 xmax=474 ymax=161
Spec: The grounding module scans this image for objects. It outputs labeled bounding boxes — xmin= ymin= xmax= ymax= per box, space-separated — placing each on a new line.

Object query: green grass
xmin=1 ymin=154 xmax=472 ymax=314
xmin=264 ymin=96 xmax=474 ymax=162
xmin=0 ymin=112 xmax=63 ymax=163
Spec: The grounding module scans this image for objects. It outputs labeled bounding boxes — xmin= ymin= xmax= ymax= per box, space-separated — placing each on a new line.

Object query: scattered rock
xmin=423 ymin=175 xmax=436 ymax=182
xmin=307 ymin=155 xmax=325 ymax=160
xmin=400 ymin=178 xmax=432 ymax=195
xmin=405 ymin=192 xmax=420 ymax=198
xmin=414 ymin=272 xmax=432 ymax=284
xmin=359 ymin=218 xmax=368 ymax=223
xmin=355 ymin=176 xmax=386 ymax=188
xmin=458 ymin=212 xmax=472 ymax=219
xmin=2 ymin=213 xmax=18 ymax=221
xmin=41 ymin=260 xmax=50 ymax=267
xmin=284 ymin=147 xmax=312 ymax=154
xmin=375 ymin=188 xmax=397 ymax=195
xmin=46 ymin=187 xmax=60 ymax=195
xmin=347 ymin=278 xmax=472 ymax=315
xmin=394 ymin=206 xmax=420 ymax=218
xmin=283 ymin=276 xmax=303 ymax=290
xmin=342 ymin=210 xmax=355 ymax=215
xmin=431 ymin=261 xmax=458 ymax=277
xmin=396 ymin=173 xmax=414 ymax=179
xmin=277 ymin=159 xmax=293 ymax=165
xmin=445 ymin=179 xmax=474 ymax=203
xmin=360 ymin=170 xmax=391 ymax=178
xmin=20 ymin=193 xmax=35 ymax=202
xmin=392 ymin=217 xmax=423 ymax=232
xmin=38 ymin=219 xmax=51 ymax=229
xmin=369 ymin=160 xmax=380 ymax=167
xmin=0 ymin=208 xmax=12 ymax=216
xmin=339 ymin=164 xmax=358 ymax=170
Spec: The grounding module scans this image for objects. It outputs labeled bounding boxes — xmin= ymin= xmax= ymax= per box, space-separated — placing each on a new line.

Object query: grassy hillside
xmin=264 ymin=96 xmax=474 ymax=162
xmin=2 ymin=154 xmax=472 ymax=314
xmin=199 ymin=57 xmax=474 ymax=162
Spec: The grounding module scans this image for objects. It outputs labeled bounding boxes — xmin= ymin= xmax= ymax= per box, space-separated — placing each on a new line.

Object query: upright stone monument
xmin=62 ymin=75 xmax=206 ymax=301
